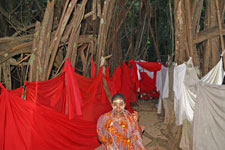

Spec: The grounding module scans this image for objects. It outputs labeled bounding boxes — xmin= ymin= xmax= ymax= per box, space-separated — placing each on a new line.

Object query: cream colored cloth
xmin=157 ymin=65 xmax=169 ymax=114
xmin=163 ymin=65 xmax=174 ymax=123
xmin=177 ymin=58 xmax=223 ymax=150
xmin=180 ymin=120 xmax=192 ymax=150
xmin=193 ymin=82 xmax=225 ymax=150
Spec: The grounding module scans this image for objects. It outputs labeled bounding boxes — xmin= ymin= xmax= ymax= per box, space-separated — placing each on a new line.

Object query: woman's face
xmin=112 ymin=98 xmax=125 ymax=114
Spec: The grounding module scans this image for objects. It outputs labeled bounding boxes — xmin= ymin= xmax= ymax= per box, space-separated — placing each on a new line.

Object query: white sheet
xmin=193 ymin=82 xmax=225 ymax=150
xmin=173 ymin=58 xmax=224 ymax=125
xmin=157 ymin=66 xmax=169 ymax=114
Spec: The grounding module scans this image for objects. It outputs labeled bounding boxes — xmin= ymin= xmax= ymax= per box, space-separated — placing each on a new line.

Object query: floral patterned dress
xmin=97 ymin=110 xmax=145 ymax=150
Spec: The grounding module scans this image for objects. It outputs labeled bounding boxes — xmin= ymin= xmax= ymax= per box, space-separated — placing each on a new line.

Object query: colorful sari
xmin=97 ymin=110 xmax=145 ymax=150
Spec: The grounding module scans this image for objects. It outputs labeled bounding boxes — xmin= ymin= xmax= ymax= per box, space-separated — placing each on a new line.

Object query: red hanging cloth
xmin=137 ymin=62 xmax=161 ymax=71
xmin=0 ymin=84 xmax=101 ymax=150
xmin=91 ymin=58 xmax=96 ymax=79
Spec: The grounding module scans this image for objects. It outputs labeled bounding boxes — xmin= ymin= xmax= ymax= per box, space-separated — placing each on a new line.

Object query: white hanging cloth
xmin=173 ymin=58 xmax=224 ymax=125
xmin=157 ymin=66 xmax=169 ymax=114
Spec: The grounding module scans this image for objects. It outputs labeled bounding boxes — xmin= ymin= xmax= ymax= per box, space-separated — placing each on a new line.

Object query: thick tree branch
xmin=0 ymin=48 xmax=31 ymax=64
xmin=193 ymin=25 xmax=225 ymax=43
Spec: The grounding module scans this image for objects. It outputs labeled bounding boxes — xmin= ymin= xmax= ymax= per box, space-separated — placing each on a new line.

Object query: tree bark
xmin=194 ymin=25 xmax=225 ymax=44
xmin=2 ymin=62 xmax=11 ymax=90
xmin=215 ymin=0 xmax=225 ymax=67
xmin=210 ymin=0 xmax=220 ymax=68
xmin=202 ymin=1 xmax=211 ymax=75
xmin=174 ymin=0 xmax=187 ymax=64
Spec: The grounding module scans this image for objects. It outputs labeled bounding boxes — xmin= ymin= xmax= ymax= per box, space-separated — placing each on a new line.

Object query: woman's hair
xmin=111 ymin=93 xmax=125 ymax=103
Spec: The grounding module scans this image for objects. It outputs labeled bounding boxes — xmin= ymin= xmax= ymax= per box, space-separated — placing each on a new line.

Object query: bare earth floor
xmin=95 ymin=99 xmax=172 ymax=150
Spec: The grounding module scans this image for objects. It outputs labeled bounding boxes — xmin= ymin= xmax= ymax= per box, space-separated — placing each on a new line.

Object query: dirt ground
xmin=95 ymin=99 xmax=176 ymax=150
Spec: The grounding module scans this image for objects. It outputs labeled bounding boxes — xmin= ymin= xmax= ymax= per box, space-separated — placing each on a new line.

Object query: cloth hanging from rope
xmin=173 ymin=58 xmax=224 ymax=126
xmin=175 ymin=58 xmax=224 ymax=150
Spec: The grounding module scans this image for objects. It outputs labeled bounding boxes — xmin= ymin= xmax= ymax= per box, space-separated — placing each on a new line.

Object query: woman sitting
xmin=97 ymin=93 xmax=145 ymax=150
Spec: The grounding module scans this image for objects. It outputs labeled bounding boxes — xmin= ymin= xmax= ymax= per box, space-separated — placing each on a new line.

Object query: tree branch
xmin=193 ymin=25 xmax=225 ymax=43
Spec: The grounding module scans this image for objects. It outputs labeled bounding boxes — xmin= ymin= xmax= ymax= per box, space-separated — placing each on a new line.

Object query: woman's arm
xmin=98 ymin=135 xmax=112 ymax=150
xmin=135 ymin=121 xmax=143 ymax=138
xmin=97 ymin=115 xmax=108 ymax=145
xmin=132 ymin=111 xmax=144 ymax=138
xmin=97 ymin=135 xmax=107 ymax=145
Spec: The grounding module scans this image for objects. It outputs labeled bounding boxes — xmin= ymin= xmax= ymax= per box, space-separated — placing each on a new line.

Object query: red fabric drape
xmin=128 ymin=60 xmax=139 ymax=100
xmin=9 ymin=86 xmax=24 ymax=97
xmin=137 ymin=62 xmax=161 ymax=71
xmin=111 ymin=66 xmax=121 ymax=92
xmin=26 ymin=59 xmax=83 ymax=119
xmin=139 ymin=72 xmax=156 ymax=93
xmin=0 ymin=59 xmax=144 ymax=149
xmin=119 ymin=62 xmax=138 ymax=112
xmin=25 ymin=73 xmax=67 ymax=113
xmin=26 ymin=61 xmax=112 ymax=122
xmin=73 ymin=67 xmax=112 ymax=121
xmin=105 ymin=66 xmax=110 ymax=78
xmin=63 ymin=59 xmax=83 ymax=119
xmin=91 ymin=58 xmax=96 ymax=79
xmin=137 ymin=61 xmax=161 ymax=99
xmin=109 ymin=61 xmax=139 ymax=112
xmin=0 ymin=60 xmax=115 ymax=150
xmin=0 ymin=84 xmax=100 ymax=150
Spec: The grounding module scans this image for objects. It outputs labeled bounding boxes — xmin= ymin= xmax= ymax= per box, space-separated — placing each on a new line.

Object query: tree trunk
xmin=210 ymin=0 xmax=220 ymax=68
xmin=146 ymin=0 xmax=160 ymax=61
xmin=96 ymin=0 xmax=116 ymax=72
xmin=202 ymin=0 xmax=211 ymax=75
xmin=174 ymin=0 xmax=188 ymax=64
xmin=2 ymin=62 xmax=11 ymax=90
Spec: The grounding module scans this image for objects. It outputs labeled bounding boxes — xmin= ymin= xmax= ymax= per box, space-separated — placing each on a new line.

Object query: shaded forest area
xmin=0 ymin=0 xmax=224 ymax=90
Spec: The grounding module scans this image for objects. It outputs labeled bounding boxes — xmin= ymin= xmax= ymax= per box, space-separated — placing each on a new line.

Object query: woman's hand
xmin=132 ymin=111 xmax=143 ymax=137
xmin=106 ymin=144 xmax=112 ymax=150
xmin=132 ymin=111 xmax=139 ymax=122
